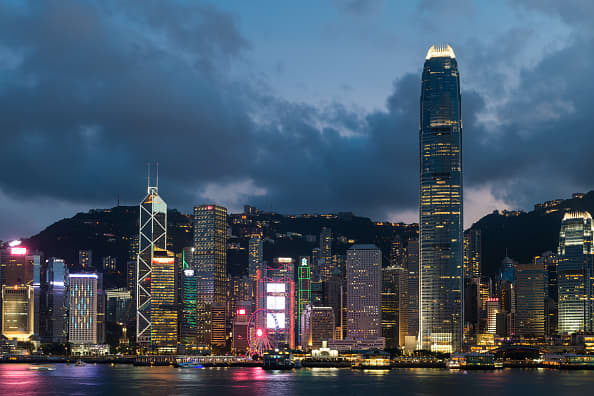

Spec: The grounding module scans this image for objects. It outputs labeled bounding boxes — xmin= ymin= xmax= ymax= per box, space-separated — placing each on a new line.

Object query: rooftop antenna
xmin=156 ymin=161 xmax=159 ymax=189
xmin=147 ymin=162 xmax=151 ymax=189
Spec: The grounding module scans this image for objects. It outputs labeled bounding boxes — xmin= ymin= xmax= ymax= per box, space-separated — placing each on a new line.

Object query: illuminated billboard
xmin=266 ymin=296 xmax=285 ymax=310
xmin=267 ymin=283 xmax=285 ymax=293
xmin=267 ymin=312 xmax=285 ymax=329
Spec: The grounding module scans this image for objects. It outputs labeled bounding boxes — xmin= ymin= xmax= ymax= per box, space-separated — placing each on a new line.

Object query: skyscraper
xmin=136 ymin=182 xmax=167 ymax=347
xmin=557 ymin=211 xmax=594 ymax=334
xmin=68 ymin=273 xmax=98 ymax=345
xmin=44 ymin=258 xmax=68 ymax=343
xmin=180 ymin=252 xmax=198 ymax=346
xmin=1 ymin=284 xmax=34 ymax=341
xmin=381 ymin=266 xmax=400 ymax=349
xmin=257 ymin=257 xmax=295 ymax=349
xmin=320 ymin=227 xmax=332 ymax=281
xmin=406 ymin=237 xmax=419 ymax=342
xmin=346 ymin=244 xmax=381 ymax=341
xmin=193 ymin=204 xmax=227 ymax=348
xmin=248 ymin=234 xmax=263 ymax=281
xmin=300 ymin=305 xmax=335 ymax=350
xmin=419 ymin=44 xmax=463 ymax=353
xmin=464 ymin=229 xmax=481 ymax=279
xmin=515 ymin=262 xmax=545 ymax=338
xmin=297 ymin=257 xmax=311 ymax=344
xmin=151 ymin=250 xmax=177 ymax=353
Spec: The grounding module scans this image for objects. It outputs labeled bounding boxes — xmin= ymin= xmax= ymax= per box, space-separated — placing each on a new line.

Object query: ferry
xmin=29 ymin=364 xmax=56 ymax=371
xmin=263 ymin=350 xmax=294 ymax=370
xmin=177 ymin=361 xmax=205 ymax=369
xmin=447 ymin=353 xmax=497 ymax=370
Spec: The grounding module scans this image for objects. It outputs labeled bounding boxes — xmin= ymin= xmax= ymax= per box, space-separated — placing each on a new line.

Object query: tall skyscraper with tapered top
xmin=419 ymin=44 xmax=463 ymax=353
xmin=136 ymin=180 xmax=167 ymax=347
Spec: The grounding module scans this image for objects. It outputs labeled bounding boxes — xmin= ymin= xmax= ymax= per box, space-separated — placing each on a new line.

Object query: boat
xmin=29 ymin=364 xmax=56 ymax=371
xmin=177 ymin=361 xmax=204 ymax=369
xmin=75 ymin=360 xmax=86 ymax=367
xmin=263 ymin=350 xmax=295 ymax=370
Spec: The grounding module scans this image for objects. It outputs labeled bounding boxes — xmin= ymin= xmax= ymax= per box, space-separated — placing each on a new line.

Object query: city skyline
xmin=2 ymin=1 xmax=594 ymax=241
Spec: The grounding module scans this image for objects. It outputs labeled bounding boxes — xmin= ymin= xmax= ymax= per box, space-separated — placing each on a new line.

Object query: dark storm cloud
xmin=1 ymin=0 xmax=594 ymax=238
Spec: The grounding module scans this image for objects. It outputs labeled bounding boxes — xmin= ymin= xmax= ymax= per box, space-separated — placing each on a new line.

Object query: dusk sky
xmin=1 ymin=0 xmax=593 ymax=240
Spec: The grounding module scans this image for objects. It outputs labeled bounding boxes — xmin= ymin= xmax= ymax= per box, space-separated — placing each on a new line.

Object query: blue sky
xmin=0 ymin=0 xmax=592 ymax=239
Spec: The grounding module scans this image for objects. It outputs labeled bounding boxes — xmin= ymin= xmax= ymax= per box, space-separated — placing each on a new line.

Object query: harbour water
xmin=1 ymin=364 xmax=593 ymax=395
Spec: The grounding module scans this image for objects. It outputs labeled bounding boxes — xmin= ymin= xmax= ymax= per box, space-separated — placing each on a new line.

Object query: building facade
xmin=193 ymin=204 xmax=227 ymax=348
xmin=151 ymin=250 xmax=177 ymax=353
xmin=419 ymin=44 xmax=464 ymax=353
xmin=1 ymin=285 xmax=34 ymax=341
xmin=557 ymin=211 xmax=594 ymax=334
xmin=68 ymin=274 xmax=98 ymax=344
xmin=346 ymin=245 xmax=382 ymax=341
xmin=136 ymin=184 xmax=167 ymax=346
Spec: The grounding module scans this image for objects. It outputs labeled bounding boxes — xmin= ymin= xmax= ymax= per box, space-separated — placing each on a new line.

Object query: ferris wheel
xmin=247 ymin=308 xmax=281 ymax=357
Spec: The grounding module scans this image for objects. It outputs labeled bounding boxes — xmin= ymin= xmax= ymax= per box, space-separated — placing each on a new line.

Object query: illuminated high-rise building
xmin=390 ymin=236 xmax=406 ymax=268
xmin=0 ymin=243 xmax=35 ymax=286
xmin=381 ymin=266 xmax=400 ymax=349
xmin=68 ymin=273 xmax=98 ymax=344
xmin=464 ymin=229 xmax=481 ymax=279
xmin=346 ymin=245 xmax=381 ymax=341
xmin=297 ymin=257 xmax=311 ymax=344
xmin=180 ymin=251 xmax=198 ymax=346
xmin=557 ymin=211 xmax=594 ymax=334
xmin=257 ymin=257 xmax=295 ymax=349
xmin=44 ymin=258 xmax=68 ymax=343
xmin=300 ymin=305 xmax=335 ymax=351
xmin=248 ymin=234 xmax=263 ymax=281
xmin=151 ymin=250 xmax=177 ymax=353
xmin=515 ymin=262 xmax=545 ymax=338
xmin=136 ymin=181 xmax=167 ymax=347
xmin=406 ymin=237 xmax=419 ymax=342
xmin=419 ymin=44 xmax=463 ymax=353
xmin=78 ymin=250 xmax=93 ymax=270
xmin=1 ymin=284 xmax=34 ymax=341
xmin=193 ymin=204 xmax=227 ymax=348
xmin=486 ymin=298 xmax=500 ymax=335
xmin=320 ymin=227 xmax=332 ymax=281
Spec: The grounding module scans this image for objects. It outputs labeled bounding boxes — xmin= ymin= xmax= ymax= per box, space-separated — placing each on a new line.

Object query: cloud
xmin=1 ymin=1 xmax=594 ymax=239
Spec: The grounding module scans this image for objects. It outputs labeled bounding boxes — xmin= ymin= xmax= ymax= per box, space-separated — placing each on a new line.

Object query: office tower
xmin=97 ymin=288 xmax=106 ymax=344
xmin=1 ymin=284 xmax=34 ymax=341
xmin=301 ymin=305 xmax=335 ymax=350
xmin=78 ymin=250 xmax=93 ymax=270
xmin=105 ymin=288 xmax=132 ymax=324
xmin=486 ymin=298 xmax=500 ymax=335
xmin=151 ymin=250 xmax=177 ymax=353
xmin=391 ymin=236 xmax=406 ymax=267
xmin=193 ymin=204 xmax=227 ymax=348
xmin=232 ymin=305 xmax=250 ymax=353
xmin=102 ymin=256 xmax=117 ymax=272
xmin=0 ymin=243 xmax=35 ymax=286
xmin=557 ymin=211 xmax=594 ymax=334
xmin=381 ymin=266 xmax=400 ymax=349
xmin=180 ymin=258 xmax=198 ymax=346
xmin=44 ymin=258 xmax=68 ymax=343
xmin=257 ymin=257 xmax=295 ymax=349
xmin=515 ymin=262 xmax=545 ymax=338
xmin=419 ymin=44 xmax=463 ymax=353
xmin=398 ymin=266 xmax=409 ymax=346
xmin=68 ymin=273 xmax=98 ymax=344
xmin=311 ymin=247 xmax=322 ymax=282
xmin=346 ymin=245 xmax=381 ymax=340
xmin=464 ymin=277 xmax=481 ymax=337
xmin=324 ymin=267 xmax=344 ymax=340
xmin=406 ymin=238 xmax=419 ymax=342
xmin=464 ymin=229 xmax=482 ymax=279
xmin=136 ymin=182 xmax=167 ymax=346
xmin=536 ymin=252 xmax=558 ymax=335
xmin=319 ymin=227 xmax=332 ymax=281
xmin=297 ymin=257 xmax=311 ymax=344
xmin=126 ymin=260 xmax=136 ymax=293
xmin=538 ymin=251 xmax=558 ymax=302
xmin=248 ymin=234 xmax=263 ymax=281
